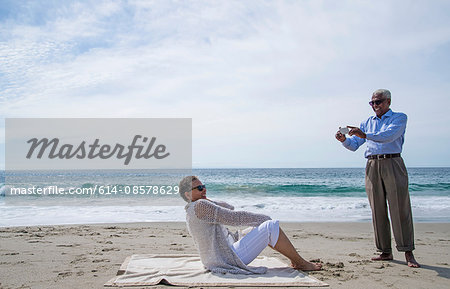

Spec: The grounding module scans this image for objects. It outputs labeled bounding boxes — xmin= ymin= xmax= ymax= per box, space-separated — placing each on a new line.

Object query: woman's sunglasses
xmin=369 ymin=99 xmax=386 ymax=106
xmin=192 ymin=185 xmax=206 ymax=191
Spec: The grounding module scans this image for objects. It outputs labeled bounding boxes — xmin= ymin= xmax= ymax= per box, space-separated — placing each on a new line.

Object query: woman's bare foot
xmin=371 ymin=252 xmax=393 ymax=261
xmin=291 ymin=260 xmax=322 ymax=271
xmin=405 ymin=251 xmax=420 ymax=268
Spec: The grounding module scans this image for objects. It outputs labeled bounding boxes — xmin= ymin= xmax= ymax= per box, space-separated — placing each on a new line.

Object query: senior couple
xmin=179 ymin=89 xmax=419 ymax=275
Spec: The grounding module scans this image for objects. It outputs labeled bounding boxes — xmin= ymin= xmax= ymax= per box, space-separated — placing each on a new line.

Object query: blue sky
xmin=1 ymin=0 xmax=450 ymax=168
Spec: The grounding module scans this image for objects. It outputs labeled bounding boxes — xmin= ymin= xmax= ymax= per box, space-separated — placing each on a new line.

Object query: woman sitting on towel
xmin=179 ymin=176 xmax=322 ymax=274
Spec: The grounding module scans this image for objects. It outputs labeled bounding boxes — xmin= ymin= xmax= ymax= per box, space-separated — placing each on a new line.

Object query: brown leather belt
xmin=367 ymin=153 xmax=401 ymax=160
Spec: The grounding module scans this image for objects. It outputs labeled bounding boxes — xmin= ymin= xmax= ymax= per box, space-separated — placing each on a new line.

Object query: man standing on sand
xmin=335 ymin=89 xmax=420 ymax=268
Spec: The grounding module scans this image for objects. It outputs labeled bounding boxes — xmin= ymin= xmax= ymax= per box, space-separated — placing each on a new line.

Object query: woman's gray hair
xmin=373 ymin=89 xmax=391 ymax=99
xmin=179 ymin=175 xmax=199 ymax=202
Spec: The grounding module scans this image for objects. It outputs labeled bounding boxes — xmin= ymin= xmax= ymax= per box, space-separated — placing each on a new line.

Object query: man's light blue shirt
xmin=342 ymin=109 xmax=407 ymax=158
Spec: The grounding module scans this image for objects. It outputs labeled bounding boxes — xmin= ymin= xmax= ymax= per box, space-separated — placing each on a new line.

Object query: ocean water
xmin=0 ymin=168 xmax=449 ymax=227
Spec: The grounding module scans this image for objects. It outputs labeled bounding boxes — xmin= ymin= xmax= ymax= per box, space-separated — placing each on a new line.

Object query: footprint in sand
xmin=58 ymin=272 xmax=73 ymax=277
xmin=326 ymin=262 xmax=345 ymax=268
xmin=92 ymin=258 xmax=110 ymax=263
xmin=101 ymin=247 xmax=120 ymax=252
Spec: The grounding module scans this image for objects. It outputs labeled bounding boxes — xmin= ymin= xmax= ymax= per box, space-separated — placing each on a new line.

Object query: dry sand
xmin=0 ymin=222 xmax=449 ymax=289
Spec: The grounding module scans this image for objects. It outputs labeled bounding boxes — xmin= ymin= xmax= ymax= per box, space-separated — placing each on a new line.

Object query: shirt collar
xmin=372 ymin=109 xmax=393 ymax=120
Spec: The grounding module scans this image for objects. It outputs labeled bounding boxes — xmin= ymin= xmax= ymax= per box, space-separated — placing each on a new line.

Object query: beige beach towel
xmin=105 ymin=254 xmax=328 ymax=287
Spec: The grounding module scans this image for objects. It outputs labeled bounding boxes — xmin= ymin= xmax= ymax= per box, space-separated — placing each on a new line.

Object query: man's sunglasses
xmin=192 ymin=185 xmax=206 ymax=191
xmin=369 ymin=99 xmax=386 ymax=106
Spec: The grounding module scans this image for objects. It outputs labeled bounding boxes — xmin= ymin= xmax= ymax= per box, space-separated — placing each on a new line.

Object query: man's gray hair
xmin=373 ymin=89 xmax=391 ymax=99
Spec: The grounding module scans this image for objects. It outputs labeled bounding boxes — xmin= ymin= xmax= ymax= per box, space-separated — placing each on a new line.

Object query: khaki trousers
xmin=365 ymin=157 xmax=415 ymax=253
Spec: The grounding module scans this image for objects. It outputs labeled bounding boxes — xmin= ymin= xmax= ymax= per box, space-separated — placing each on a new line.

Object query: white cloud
xmin=1 ymin=0 xmax=450 ymax=167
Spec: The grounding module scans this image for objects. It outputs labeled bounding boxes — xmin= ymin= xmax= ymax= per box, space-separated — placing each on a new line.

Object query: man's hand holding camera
xmin=335 ymin=126 xmax=366 ymax=143
xmin=347 ymin=126 xmax=366 ymax=139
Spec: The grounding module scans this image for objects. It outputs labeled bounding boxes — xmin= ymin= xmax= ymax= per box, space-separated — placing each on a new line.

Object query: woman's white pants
xmin=231 ymin=220 xmax=280 ymax=265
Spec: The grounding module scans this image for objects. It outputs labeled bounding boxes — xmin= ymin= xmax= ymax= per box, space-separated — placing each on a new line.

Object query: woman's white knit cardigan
xmin=185 ymin=199 xmax=272 ymax=274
